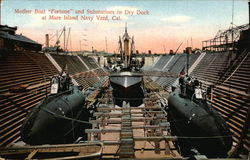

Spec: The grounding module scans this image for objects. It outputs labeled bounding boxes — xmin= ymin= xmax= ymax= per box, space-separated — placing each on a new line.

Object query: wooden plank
xmin=165 ymin=140 xmax=171 ymax=155
xmin=84 ymin=140 xmax=121 ymax=145
xmin=90 ymin=117 xmax=167 ymax=124
xmin=85 ymin=124 xmax=170 ymax=133
xmin=94 ymin=113 xmax=166 ymax=118
xmin=94 ymin=111 xmax=164 ymax=116
xmin=25 ymin=150 xmax=38 ymax=160
xmin=97 ymin=106 xmax=163 ymax=111
xmin=133 ymin=136 xmax=177 ymax=141
xmin=26 ymin=81 xmax=50 ymax=90
xmin=85 ymin=128 xmax=121 ymax=133
xmin=0 ymin=142 xmax=102 ymax=151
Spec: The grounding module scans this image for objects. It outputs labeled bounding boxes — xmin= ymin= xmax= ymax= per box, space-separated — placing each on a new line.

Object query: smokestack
xmin=45 ymin=34 xmax=49 ymax=47
xmin=148 ymin=50 xmax=151 ymax=54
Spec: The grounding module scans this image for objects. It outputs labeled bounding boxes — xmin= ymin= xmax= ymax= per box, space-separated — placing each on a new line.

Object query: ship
xmin=167 ymin=70 xmax=233 ymax=157
xmin=21 ymin=67 xmax=91 ymax=145
xmin=109 ymin=25 xmax=144 ymax=107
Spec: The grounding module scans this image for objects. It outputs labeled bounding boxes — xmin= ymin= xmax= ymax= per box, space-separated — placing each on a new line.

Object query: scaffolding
xmin=202 ymin=24 xmax=249 ymax=52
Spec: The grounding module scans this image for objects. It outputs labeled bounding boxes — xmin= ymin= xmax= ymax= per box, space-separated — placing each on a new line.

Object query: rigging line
xmin=41 ymin=104 xmax=230 ymax=135
xmin=40 ymin=107 xmax=165 ymax=129
xmin=41 ymin=107 xmax=92 ymax=125
xmin=177 ymin=135 xmax=233 ymax=139
xmin=223 ymin=50 xmax=250 ymax=83
xmin=42 ymin=107 xmax=149 ymax=137
xmin=43 ymin=110 xmax=235 ymax=139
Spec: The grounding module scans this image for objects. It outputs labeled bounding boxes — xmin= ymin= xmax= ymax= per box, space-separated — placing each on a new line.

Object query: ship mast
xmin=131 ymin=36 xmax=135 ymax=54
xmin=118 ymin=36 xmax=123 ymax=60
xmin=63 ymin=26 xmax=66 ymax=51
xmin=122 ymin=23 xmax=131 ymax=68
xmin=66 ymin=28 xmax=70 ymax=51
xmin=105 ymin=36 xmax=108 ymax=53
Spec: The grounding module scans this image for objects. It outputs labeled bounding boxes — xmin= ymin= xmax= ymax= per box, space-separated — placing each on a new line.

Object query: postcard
xmin=0 ymin=0 xmax=249 ymax=159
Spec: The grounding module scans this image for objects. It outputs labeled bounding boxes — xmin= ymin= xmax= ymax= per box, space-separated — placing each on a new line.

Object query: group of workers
xmin=179 ymin=75 xmax=201 ymax=98
xmin=51 ymin=73 xmax=72 ymax=93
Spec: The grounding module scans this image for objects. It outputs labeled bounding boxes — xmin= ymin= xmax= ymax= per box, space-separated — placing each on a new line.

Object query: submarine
xmin=109 ymin=25 xmax=144 ymax=107
xmin=21 ymin=68 xmax=91 ymax=145
xmin=167 ymin=74 xmax=232 ymax=158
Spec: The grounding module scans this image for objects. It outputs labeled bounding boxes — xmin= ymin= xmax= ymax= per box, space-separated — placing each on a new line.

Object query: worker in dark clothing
xmin=194 ymin=78 xmax=200 ymax=87
xmin=59 ymin=73 xmax=71 ymax=91
xmin=179 ymin=76 xmax=185 ymax=94
xmin=65 ymin=73 xmax=71 ymax=90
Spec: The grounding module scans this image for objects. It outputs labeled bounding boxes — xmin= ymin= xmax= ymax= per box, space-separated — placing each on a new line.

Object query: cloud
xmin=162 ymin=15 xmax=193 ymax=24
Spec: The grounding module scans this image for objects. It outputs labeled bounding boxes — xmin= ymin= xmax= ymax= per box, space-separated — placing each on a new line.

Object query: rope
xmin=223 ymin=51 xmax=250 ymax=83
xmin=40 ymin=102 xmax=233 ymax=141
xmin=41 ymin=107 xmax=92 ymax=125
xmin=177 ymin=135 xmax=233 ymax=139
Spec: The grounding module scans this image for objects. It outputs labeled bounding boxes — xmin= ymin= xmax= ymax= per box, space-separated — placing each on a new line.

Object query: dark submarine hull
xmin=21 ymin=86 xmax=91 ymax=145
xmin=167 ymin=90 xmax=232 ymax=158
xmin=110 ymin=72 xmax=144 ymax=107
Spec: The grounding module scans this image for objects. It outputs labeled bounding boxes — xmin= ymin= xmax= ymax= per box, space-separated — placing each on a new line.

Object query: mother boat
xmin=109 ymin=26 xmax=144 ymax=107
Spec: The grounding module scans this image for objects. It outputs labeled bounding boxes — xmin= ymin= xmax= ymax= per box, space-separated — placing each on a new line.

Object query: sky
xmin=1 ymin=0 xmax=249 ymax=53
